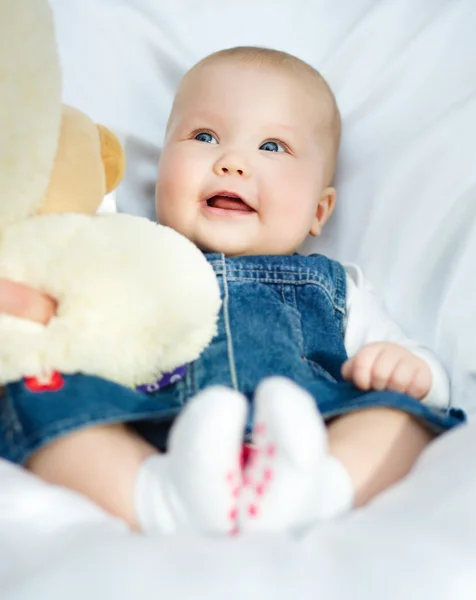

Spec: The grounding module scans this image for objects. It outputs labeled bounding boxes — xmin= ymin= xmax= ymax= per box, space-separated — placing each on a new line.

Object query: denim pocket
xmin=302 ymin=357 xmax=338 ymax=383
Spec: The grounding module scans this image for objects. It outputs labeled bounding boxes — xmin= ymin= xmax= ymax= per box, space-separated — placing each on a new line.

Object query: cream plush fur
xmin=0 ymin=0 xmax=220 ymax=388
xmin=0 ymin=215 xmax=220 ymax=387
xmin=0 ymin=0 xmax=61 ymax=226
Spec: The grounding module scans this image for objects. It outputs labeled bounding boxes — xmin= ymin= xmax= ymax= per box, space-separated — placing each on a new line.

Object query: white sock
xmin=134 ymin=386 xmax=247 ymax=535
xmin=238 ymin=377 xmax=354 ymax=533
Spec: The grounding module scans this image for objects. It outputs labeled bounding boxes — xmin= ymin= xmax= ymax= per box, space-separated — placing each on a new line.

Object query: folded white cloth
xmin=1 ymin=421 xmax=475 ymax=599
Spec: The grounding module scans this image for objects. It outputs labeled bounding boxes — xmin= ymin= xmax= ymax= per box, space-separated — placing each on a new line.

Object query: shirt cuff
xmin=410 ymin=347 xmax=451 ymax=409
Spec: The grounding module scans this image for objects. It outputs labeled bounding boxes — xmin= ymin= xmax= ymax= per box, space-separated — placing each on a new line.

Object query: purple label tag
xmin=136 ymin=365 xmax=187 ymax=394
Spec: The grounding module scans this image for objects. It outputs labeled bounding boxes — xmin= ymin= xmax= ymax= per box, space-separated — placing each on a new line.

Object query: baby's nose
xmin=213 ymin=153 xmax=251 ymax=178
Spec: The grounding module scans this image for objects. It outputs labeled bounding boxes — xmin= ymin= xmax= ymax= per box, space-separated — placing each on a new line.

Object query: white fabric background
xmin=1 ymin=1 xmax=476 ymax=598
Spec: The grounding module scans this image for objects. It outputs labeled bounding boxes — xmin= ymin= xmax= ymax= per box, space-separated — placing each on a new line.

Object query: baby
xmin=1 ymin=47 xmax=465 ymax=535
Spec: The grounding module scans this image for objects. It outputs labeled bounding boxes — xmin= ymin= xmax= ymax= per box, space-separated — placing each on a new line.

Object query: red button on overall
xmin=24 ymin=371 xmax=65 ymax=392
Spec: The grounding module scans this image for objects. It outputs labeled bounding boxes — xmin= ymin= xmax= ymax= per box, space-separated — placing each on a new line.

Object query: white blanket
xmin=1 ymin=422 xmax=476 ymax=599
xmin=1 ymin=0 xmax=476 ymax=597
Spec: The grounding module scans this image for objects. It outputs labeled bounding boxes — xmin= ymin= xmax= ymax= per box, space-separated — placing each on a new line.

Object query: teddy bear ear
xmin=97 ymin=125 xmax=126 ymax=194
xmin=0 ymin=0 xmax=62 ymax=227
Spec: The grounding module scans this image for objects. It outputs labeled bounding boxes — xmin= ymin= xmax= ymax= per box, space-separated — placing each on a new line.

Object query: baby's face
xmin=156 ymin=60 xmax=334 ymax=256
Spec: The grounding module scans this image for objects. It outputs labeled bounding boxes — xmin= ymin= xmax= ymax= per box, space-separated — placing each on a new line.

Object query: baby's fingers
xmin=0 ymin=278 xmax=57 ymax=325
xmin=369 ymin=350 xmax=402 ymax=391
xmin=405 ymin=365 xmax=432 ymax=400
xmin=343 ymin=345 xmax=385 ymax=391
xmin=341 ymin=359 xmax=353 ymax=381
xmin=385 ymin=360 xmax=416 ymax=395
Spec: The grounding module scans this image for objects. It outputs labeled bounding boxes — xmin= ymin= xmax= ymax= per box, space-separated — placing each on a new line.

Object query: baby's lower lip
xmin=201 ymin=201 xmax=256 ymax=217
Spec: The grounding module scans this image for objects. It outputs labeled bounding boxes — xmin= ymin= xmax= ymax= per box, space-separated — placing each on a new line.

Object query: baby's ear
xmin=309 ymin=187 xmax=337 ymax=236
xmin=97 ymin=125 xmax=126 ymax=194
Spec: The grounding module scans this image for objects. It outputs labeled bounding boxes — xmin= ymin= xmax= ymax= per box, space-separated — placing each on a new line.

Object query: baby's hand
xmin=0 ymin=278 xmax=56 ymax=325
xmin=341 ymin=342 xmax=432 ymax=400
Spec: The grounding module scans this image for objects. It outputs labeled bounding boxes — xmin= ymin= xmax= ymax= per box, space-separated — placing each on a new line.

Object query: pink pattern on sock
xmin=224 ymin=462 xmax=242 ymax=533
xmin=243 ymin=473 xmax=254 ymax=487
xmin=266 ymin=443 xmax=276 ymax=457
xmin=263 ymin=468 xmax=273 ymax=482
xmin=256 ymin=483 xmax=266 ymax=496
xmin=229 ymin=508 xmax=238 ymax=521
xmin=254 ymin=422 xmax=266 ymax=436
xmin=238 ymin=427 xmax=278 ymax=525
xmin=247 ymin=448 xmax=259 ymax=468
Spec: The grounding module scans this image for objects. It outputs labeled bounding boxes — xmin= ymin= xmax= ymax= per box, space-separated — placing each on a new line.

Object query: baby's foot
xmin=238 ymin=377 xmax=354 ymax=533
xmin=135 ymin=386 xmax=247 ymax=535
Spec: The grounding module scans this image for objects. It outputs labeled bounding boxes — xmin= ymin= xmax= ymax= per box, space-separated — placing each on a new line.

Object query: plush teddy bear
xmin=0 ymin=0 xmax=220 ymax=389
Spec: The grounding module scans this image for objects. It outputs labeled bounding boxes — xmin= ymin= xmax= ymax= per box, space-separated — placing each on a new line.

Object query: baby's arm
xmin=341 ymin=264 xmax=450 ymax=406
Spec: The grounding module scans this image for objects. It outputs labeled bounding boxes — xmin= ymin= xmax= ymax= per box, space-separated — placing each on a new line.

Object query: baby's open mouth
xmin=205 ymin=193 xmax=254 ymax=212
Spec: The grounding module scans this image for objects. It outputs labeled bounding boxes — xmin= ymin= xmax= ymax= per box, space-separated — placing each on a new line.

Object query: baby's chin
xmin=195 ymin=235 xmax=255 ymax=257
xmin=191 ymin=225 xmax=302 ymax=256
xmin=197 ymin=242 xmax=250 ymax=257
xmin=196 ymin=238 xmax=296 ymax=257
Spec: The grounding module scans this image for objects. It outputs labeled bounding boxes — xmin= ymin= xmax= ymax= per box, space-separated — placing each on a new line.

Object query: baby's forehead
xmin=176 ymin=58 xmax=334 ymax=125
xmin=183 ymin=57 xmax=325 ymax=95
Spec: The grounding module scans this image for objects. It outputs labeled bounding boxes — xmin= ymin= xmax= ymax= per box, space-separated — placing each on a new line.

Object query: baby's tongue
xmin=211 ymin=195 xmax=252 ymax=211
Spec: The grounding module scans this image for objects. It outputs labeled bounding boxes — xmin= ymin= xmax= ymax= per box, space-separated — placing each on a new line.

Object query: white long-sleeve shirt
xmin=343 ymin=264 xmax=449 ymax=409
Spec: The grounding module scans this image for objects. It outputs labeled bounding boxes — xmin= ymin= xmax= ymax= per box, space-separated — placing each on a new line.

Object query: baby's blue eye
xmin=260 ymin=140 xmax=285 ymax=153
xmin=195 ymin=132 xmax=218 ymax=144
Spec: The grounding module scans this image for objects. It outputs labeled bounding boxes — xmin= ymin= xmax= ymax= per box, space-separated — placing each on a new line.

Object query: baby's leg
xmin=28 ymin=386 xmax=247 ymax=535
xmin=238 ymin=377 xmax=433 ymax=532
xmin=327 ymin=406 xmax=433 ymax=507
xmin=27 ymin=423 xmax=156 ymax=530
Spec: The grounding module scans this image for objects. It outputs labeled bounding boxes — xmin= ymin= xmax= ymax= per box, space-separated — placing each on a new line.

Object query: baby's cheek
xmin=270 ymin=177 xmax=293 ymax=208
xmin=156 ymin=159 xmax=188 ymax=222
xmin=157 ymin=153 xmax=183 ymax=195
xmin=278 ymin=183 xmax=315 ymax=224
xmin=155 ymin=178 xmax=174 ymax=225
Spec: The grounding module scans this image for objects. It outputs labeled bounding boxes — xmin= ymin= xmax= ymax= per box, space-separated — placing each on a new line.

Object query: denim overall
xmin=0 ymin=253 xmax=466 ymax=464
